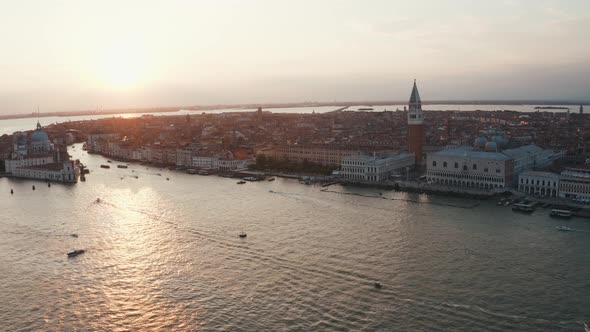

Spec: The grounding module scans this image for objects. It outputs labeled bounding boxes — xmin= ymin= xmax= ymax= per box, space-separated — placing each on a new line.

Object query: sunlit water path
xmin=0 ymin=143 xmax=589 ymax=331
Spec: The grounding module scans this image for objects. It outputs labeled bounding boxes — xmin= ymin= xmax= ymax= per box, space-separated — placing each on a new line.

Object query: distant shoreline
xmin=0 ymin=100 xmax=586 ymax=121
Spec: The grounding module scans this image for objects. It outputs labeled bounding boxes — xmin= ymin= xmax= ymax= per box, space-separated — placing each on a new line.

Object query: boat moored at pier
xmin=550 ymin=209 xmax=572 ymax=219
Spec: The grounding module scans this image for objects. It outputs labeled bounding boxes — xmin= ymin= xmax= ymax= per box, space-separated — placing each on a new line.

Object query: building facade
xmin=270 ymin=145 xmax=359 ymax=166
xmin=427 ymin=144 xmax=561 ymax=190
xmin=559 ymin=168 xmax=590 ymax=199
xmin=518 ymin=171 xmax=560 ymax=197
xmin=341 ymin=153 xmax=415 ymax=182
xmin=427 ymin=147 xmax=514 ymax=189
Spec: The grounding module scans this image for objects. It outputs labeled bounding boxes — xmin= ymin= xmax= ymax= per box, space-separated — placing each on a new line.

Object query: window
xmin=463 ymin=165 xmax=468 ymax=171
xmin=484 ymin=168 xmax=489 ymax=173
xmin=432 ymin=161 xmax=437 ymax=167
xmin=454 ymin=162 xmax=458 ymax=168
xmin=443 ymin=162 xmax=447 ymax=168
xmin=496 ymin=169 xmax=501 ymax=173
xmin=472 ymin=164 xmax=477 ymax=170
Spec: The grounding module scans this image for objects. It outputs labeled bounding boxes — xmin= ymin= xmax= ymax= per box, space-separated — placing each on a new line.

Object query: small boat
xmin=239 ymin=232 xmax=247 ymax=238
xmin=374 ymin=281 xmax=382 ymax=289
xmin=67 ymin=249 xmax=85 ymax=257
xmin=243 ymin=176 xmax=259 ymax=182
xmin=70 ymin=234 xmax=78 ymax=238
xmin=550 ymin=209 xmax=572 ymax=219
xmin=512 ymin=203 xmax=534 ymax=213
xmin=107 ymin=160 xmax=112 ymax=163
xmin=166 ymin=177 xmax=170 ymax=181
xmin=100 ymin=165 xmax=110 ymax=169
xmin=10 ymin=189 xmax=13 ymax=194
xmin=556 ymin=226 xmax=574 ymax=232
xmin=268 ymin=178 xmax=276 ymax=182
xmin=117 ymin=165 xmax=128 ymax=169
xmin=497 ymin=201 xmax=503 ymax=206
xmin=156 ymin=173 xmax=162 ymax=176
xmin=32 ymin=185 xmax=35 ymax=190
xmin=96 ymin=198 xmax=101 ymax=203
xmin=237 ymin=180 xmax=246 ymax=184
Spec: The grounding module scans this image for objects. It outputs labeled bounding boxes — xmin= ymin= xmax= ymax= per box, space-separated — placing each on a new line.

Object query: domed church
xmin=5 ymin=122 xmax=78 ymax=183
xmin=29 ymin=121 xmax=54 ymax=154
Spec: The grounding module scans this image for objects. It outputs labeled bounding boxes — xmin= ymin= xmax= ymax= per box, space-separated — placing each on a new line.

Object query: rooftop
xmin=430 ymin=147 xmax=511 ymax=161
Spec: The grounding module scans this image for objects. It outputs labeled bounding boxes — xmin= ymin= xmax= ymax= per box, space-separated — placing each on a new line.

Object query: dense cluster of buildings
xmin=2 ymin=80 xmax=587 ymax=201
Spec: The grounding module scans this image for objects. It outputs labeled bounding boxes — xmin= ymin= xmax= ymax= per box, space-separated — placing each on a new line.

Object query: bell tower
xmin=407 ymin=80 xmax=424 ymax=165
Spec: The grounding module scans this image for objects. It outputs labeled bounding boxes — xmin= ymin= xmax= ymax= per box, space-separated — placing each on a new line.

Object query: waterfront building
xmin=518 ymin=171 xmax=559 ymax=197
xmin=426 ymin=147 xmax=513 ymax=189
xmin=427 ymin=142 xmax=563 ymax=190
xmin=270 ymin=144 xmax=360 ymax=166
xmin=4 ymin=122 xmax=78 ymax=183
xmin=559 ymin=168 xmax=590 ymax=199
xmin=340 ymin=153 xmax=415 ymax=182
xmin=192 ymin=153 xmax=253 ymax=171
xmin=502 ymin=145 xmax=564 ymax=182
xmin=407 ymin=80 xmax=424 ymax=165
xmin=192 ymin=156 xmax=215 ymax=168
xmin=176 ymin=147 xmax=195 ymax=167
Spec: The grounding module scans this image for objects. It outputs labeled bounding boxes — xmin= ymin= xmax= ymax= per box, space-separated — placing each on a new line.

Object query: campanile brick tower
xmin=407 ymin=80 xmax=424 ymax=165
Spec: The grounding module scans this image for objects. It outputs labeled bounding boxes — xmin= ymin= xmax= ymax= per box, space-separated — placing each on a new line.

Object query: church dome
xmin=473 ymin=137 xmax=486 ymax=148
xmin=31 ymin=130 xmax=49 ymax=143
xmin=484 ymin=141 xmax=498 ymax=152
xmin=493 ymin=135 xmax=506 ymax=147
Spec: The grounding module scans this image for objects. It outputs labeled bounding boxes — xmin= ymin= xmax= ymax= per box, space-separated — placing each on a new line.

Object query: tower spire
xmin=407 ymin=80 xmax=424 ymax=166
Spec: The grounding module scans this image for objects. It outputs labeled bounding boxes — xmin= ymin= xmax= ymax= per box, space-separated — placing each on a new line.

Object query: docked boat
xmin=237 ymin=180 xmax=246 ymax=184
xmin=556 ymin=226 xmax=574 ymax=232
xmin=186 ymin=169 xmax=198 ymax=175
xmin=117 ymin=165 xmax=128 ymax=169
xmin=512 ymin=203 xmax=535 ymax=213
xmin=243 ymin=176 xmax=258 ymax=181
xmin=67 ymin=249 xmax=85 ymax=257
xmin=584 ymin=322 xmax=590 ymax=332
xmin=100 ymin=165 xmax=110 ymax=169
xmin=550 ymin=209 xmax=572 ymax=219
xmin=239 ymin=232 xmax=247 ymax=238
xmin=107 ymin=160 xmax=112 ymax=163
xmin=268 ymin=178 xmax=276 ymax=182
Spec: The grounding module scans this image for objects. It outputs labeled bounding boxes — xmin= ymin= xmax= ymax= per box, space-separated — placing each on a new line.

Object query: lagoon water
xmin=0 ymin=143 xmax=589 ymax=331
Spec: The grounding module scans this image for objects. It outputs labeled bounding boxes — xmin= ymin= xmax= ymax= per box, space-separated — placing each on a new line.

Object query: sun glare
xmin=97 ymin=46 xmax=146 ymax=89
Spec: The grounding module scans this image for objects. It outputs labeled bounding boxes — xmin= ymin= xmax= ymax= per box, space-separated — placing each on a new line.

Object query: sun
xmin=97 ymin=45 xmax=146 ymax=89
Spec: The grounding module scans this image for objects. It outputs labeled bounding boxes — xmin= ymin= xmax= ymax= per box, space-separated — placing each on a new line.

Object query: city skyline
xmin=0 ymin=0 xmax=589 ymax=114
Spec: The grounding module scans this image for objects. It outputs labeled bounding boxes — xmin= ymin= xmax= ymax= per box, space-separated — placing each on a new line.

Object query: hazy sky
xmin=0 ymin=0 xmax=588 ymax=114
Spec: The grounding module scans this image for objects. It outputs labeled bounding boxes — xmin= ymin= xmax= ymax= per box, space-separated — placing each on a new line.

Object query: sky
xmin=0 ymin=0 xmax=588 ymax=114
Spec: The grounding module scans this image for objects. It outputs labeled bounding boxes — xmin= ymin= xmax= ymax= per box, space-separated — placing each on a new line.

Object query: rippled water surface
xmin=1 ymin=144 xmax=589 ymax=331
